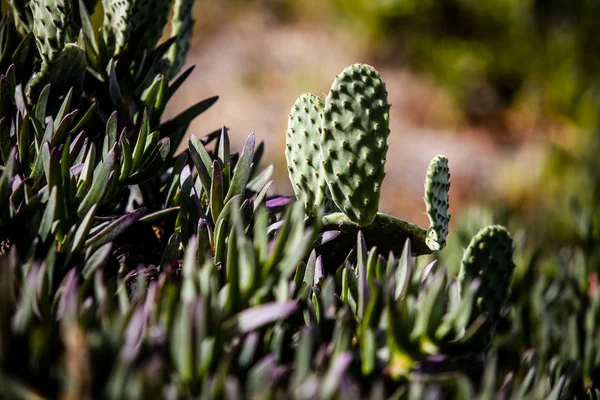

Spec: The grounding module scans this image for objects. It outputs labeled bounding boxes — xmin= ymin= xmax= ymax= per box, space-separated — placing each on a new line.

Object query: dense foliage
xmin=0 ymin=0 xmax=599 ymax=399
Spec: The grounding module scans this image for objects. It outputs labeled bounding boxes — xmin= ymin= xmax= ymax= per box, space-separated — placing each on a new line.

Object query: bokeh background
xmin=165 ymin=0 xmax=600 ymax=247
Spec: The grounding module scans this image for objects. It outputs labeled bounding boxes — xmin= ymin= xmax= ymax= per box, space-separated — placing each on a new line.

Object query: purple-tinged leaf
xmin=224 ymin=300 xmax=298 ymax=335
xmin=84 ymin=208 xmax=144 ymax=252
xmin=265 ymin=195 xmax=294 ymax=212
xmin=138 ymin=206 xmax=180 ymax=223
xmin=314 ymin=256 xmax=324 ymax=286
xmin=81 ymin=242 xmax=113 ymax=279
xmin=266 ymin=221 xmax=284 ymax=235
xmin=210 ymin=159 xmax=224 ymax=223
xmin=224 ymin=133 xmax=255 ymax=204
xmin=321 ymin=353 xmax=353 ymax=399
xmin=56 ymin=268 xmax=79 ymax=323
xmin=252 ymin=180 xmax=272 ymax=212
xmin=121 ymin=306 xmax=146 ymax=363
xmin=315 ymin=230 xmax=341 ymax=247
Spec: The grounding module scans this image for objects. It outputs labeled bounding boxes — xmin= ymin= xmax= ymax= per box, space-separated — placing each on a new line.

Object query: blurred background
xmin=165 ymin=0 xmax=600 ymax=254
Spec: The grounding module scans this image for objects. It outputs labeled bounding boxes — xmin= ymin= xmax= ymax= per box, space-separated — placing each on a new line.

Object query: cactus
xmin=320 ymin=63 xmax=390 ymax=226
xmin=424 ymin=155 xmax=451 ymax=251
xmin=102 ymin=0 xmax=170 ymax=57
xmin=167 ymin=0 xmax=195 ymax=78
xmin=458 ymin=225 xmax=515 ymax=329
xmin=30 ymin=0 xmax=71 ymax=63
xmin=285 ymin=64 xmax=451 ymax=255
xmin=8 ymin=0 xmax=33 ymax=35
xmin=26 ymin=43 xmax=86 ymax=102
xmin=285 ymin=93 xmax=329 ymax=217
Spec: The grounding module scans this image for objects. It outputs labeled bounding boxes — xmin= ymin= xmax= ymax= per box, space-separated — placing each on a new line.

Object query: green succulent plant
xmin=286 ymin=63 xmax=451 ymax=255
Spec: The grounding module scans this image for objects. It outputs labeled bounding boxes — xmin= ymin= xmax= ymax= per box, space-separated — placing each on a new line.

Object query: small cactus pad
xmin=458 ymin=225 xmax=515 ymax=324
xmin=424 ymin=155 xmax=450 ymax=251
xmin=30 ymin=0 xmax=71 ymax=62
xmin=285 ymin=93 xmax=328 ymax=217
xmin=320 ymin=63 xmax=390 ymax=226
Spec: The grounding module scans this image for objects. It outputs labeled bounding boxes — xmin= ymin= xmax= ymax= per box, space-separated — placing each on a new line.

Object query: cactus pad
xmin=320 ymin=63 xmax=390 ymax=226
xmin=285 ymin=93 xmax=328 ymax=217
xmin=9 ymin=0 xmax=33 ymax=35
xmin=168 ymin=0 xmax=195 ymax=78
xmin=26 ymin=43 xmax=86 ymax=102
xmin=30 ymin=0 xmax=71 ymax=62
xmin=458 ymin=225 xmax=515 ymax=325
xmin=103 ymin=0 xmax=168 ymax=55
xmin=424 ymin=155 xmax=450 ymax=251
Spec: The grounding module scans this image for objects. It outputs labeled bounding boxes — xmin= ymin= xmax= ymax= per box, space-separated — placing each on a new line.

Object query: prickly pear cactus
xmin=137 ymin=0 xmax=171 ymax=53
xmin=424 ymin=155 xmax=450 ymax=251
xmin=9 ymin=0 xmax=33 ymax=35
xmin=102 ymin=0 xmax=133 ymax=54
xmin=168 ymin=0 xmax=195 ymax=78
xmin=285 ymin=93 xmax=329 ymax=217
xmin=26 ymin=43 xmax=86 ymax=102
xmin=30 ymin=0 xmax=71 ymax=62
xmin=102 ymin=0 xmax=170 ymax=56
xmin=458 ymin=225 xmax=515 ymax=327
xmin=320 ymin=63 xmax=390 ymax=226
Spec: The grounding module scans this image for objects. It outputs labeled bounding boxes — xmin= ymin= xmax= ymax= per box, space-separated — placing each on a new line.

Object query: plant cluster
xmin=0 ymin=0 xmax=599 ymax=399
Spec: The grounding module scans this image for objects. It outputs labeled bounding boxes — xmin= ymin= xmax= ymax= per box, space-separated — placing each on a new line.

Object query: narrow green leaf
xmin=77 ymin=147 xmax=115 ymax=218
xmin=210 ymin=160 xmax=224 ymax=224
xmin=0 ymin=117 xmax=12 ymax=165
xmin=35 ymin=84 xmax=51 ymax=123
xmin=54 ymin=88 xmax=73 ymax=123
xmin=102 ymin=111 xmax=118 ymax=157
xmin=217 ymin=127 xmax=230 ymax=166
xmin=84 ymin=208 xmax=144 ymax=252
xmin=247 ymin=164 xmax=273 ymax=192
xmin=395 ymin=239 xmax=413 ymax=300
xmin=119 ymin=137 xmax=132 ymax=181
xmin=224 ymin=133 xmax=254 ymax=204
xmin=18 ymin=114 xmax=31 ymax=175
xmin=81 ymin=242 xmax=113 ymax=278
xmin=188 ymin=135 xmax=212 ymax=195
xmin=39 ymin=186 xmax=58 ymax=242
xmin=69 ymin=204 xmax=97 ymax=257
xmin=168 ymin=65 xmax=195 ymax=101
xmin=159 ymin=95 xmax=218 ymax=137
xmin=75 ymin=143 xmax=95 ymax=199
xmin=223 ymin=300 xmax=298 ymax=335
xmin=68 ymin=102 xmax=97 ymax=136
